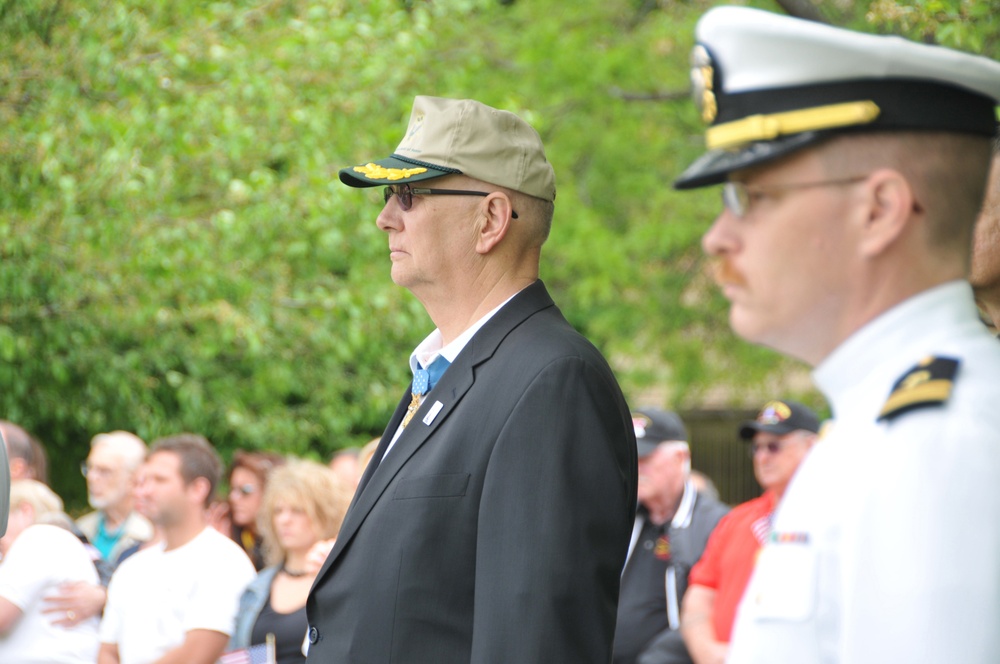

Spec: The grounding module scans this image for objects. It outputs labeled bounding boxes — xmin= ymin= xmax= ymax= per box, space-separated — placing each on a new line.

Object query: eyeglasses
xmin=722 ymin=175 xmax=869 ymax=218
xmin=231 ymin=484 xmax=257 ymax=497
xmin=749 ymin=440 xmax=789 ymax=457
xmin=80 ymin=463 xmax=116 ymax=479
xmin=383 ymin=184 xmax=518 ymax=219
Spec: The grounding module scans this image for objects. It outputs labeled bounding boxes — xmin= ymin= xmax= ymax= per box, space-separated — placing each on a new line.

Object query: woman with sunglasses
xmin=227 ymin=450 xmax=284 ymax=570
xmin=227 ymin=460 xmax=353 ymax=663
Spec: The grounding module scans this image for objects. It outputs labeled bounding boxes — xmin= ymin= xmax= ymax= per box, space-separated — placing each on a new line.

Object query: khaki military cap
xmin=340 ymin=96 xmax=556 ymax=202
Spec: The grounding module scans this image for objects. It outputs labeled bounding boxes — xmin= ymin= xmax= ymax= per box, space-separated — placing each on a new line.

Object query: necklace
xmin=281 ymin=564 xmax=308 ymax=578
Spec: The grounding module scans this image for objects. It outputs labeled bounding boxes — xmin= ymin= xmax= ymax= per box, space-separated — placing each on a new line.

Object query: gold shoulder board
xmin=877 ymin=356 xmax=960 ymax=422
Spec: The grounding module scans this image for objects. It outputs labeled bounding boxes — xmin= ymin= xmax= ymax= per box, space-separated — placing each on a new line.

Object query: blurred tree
xmin=2 ymin=0 xmax=994 ymax=507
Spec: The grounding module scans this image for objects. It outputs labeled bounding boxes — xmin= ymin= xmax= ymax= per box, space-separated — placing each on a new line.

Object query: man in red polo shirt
xmin=680 ymin=400 xmax=820 ymax=664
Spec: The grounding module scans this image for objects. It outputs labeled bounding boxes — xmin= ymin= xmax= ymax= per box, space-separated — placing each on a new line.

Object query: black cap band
xmin=676 ymin=79 xmax=998 ymax=190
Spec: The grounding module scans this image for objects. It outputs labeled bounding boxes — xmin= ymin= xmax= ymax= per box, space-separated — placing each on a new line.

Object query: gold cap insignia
xmin=632 ymin=414 xmax=652 ymax=439
xmin=352 ymin=163 xmax=428 ymax=181
xmin=758 ymin=400 xmax=792 ymax=425
xmin=690 ymin=45 xmax=717 ymax=125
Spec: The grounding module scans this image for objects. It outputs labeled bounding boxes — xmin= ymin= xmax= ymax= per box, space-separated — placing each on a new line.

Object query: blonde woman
xmin=228 ymin=459 xmax=352 ymax=663
xmin=0 ymin=480 xmax=100 ymax=663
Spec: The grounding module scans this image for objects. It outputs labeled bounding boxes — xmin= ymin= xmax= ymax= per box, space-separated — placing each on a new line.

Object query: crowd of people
xmin=0 ymin=424 xmax=358 ymax=663
xmin=1 ymin=4 xmax=999 ymax=664
xmin=0 ymin=401 xmax=819 ymax=664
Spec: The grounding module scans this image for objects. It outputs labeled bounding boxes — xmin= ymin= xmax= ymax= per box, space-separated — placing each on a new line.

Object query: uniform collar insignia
xmin=877 ymin=356 xmax=960 ymax=422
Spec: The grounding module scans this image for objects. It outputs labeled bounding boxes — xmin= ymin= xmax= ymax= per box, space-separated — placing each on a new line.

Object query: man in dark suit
xmin=305 ymin=96 xmax=638 ymax=663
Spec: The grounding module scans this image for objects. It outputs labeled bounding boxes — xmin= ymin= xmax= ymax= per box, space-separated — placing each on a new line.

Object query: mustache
xmin=709 ymin=259 xmax=747 ymax=288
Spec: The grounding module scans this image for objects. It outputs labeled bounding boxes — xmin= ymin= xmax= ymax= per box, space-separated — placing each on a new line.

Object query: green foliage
xmin=862 ymin=0 xmax=1000 ymax=56
xmin=5 ymin=0 xmax=991 ymax=506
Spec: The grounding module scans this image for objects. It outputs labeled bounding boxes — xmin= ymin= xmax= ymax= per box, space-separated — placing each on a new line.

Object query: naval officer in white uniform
xmin=673 ymin=6 xmax=1000 ymax=663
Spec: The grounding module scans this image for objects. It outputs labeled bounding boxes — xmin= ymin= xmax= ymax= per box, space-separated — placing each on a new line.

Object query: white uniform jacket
xmin=729 ymin=281 xmax=1000 ymax=664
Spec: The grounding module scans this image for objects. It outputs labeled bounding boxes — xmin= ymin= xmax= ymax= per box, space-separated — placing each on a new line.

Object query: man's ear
xmin=858 ymin=168 xmax=918 ymax=258
xmin=187 ymin=476 xmax=212 ymax=508
xmin=804 ymin=432 xmax=819 ymax=450
xmin=474 ymin=193 xmax=516 ymax=254
xmin=8 ymin=458 xmax=27 ymax=480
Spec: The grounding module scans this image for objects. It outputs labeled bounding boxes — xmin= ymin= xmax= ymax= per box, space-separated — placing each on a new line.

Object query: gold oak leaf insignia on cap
xmin=877 ymin=356 xmax=960 ymax=422
xmin=352 ymin=163 xmax=428 ymax=181
xmin=690 ymin=45 xmax=717 ymax=125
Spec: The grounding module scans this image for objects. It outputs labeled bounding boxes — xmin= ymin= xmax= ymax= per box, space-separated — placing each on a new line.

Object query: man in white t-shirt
xmin=98 ymin=434 xmax=256 ymax=664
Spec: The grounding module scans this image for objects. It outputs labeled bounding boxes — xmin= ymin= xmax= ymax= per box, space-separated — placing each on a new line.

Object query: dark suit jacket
xmin=306 ymin=280 xmax=638 ymax=663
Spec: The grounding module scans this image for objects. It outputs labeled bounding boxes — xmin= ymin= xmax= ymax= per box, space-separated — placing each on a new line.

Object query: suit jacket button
xmin=308 ymin=626 xmax=320 ymax=644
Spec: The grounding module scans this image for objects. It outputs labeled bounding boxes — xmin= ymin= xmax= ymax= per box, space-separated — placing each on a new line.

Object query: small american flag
xmin=751 ymin=512 xmax=773 ymax=546
xmin=219 ymin=634 xmax=275 ymax=664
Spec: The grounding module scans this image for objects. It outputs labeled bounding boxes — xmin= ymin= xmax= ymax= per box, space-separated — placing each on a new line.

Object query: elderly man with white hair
xmin=77 ymin=431 xmax=153 ymax=566
xmin=39 ymin=432 xmax=156 ymax=632
xmin=614 ymin=408 xmax=729 ymax=664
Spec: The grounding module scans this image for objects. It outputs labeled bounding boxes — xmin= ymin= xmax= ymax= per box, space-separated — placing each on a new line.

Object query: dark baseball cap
xmin=632 ymin=408 xmax=688 ymax=458
xmin=739 ymin=400 xmax=820 ymax=441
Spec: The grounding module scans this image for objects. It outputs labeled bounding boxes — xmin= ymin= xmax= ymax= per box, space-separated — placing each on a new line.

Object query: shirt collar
xmin=409 ymin=290 xmax=522 ymax=375
xmin=671 ymin=479 xmax=698 ymax=529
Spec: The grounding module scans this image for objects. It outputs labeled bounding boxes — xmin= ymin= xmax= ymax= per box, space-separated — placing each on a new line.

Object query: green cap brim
xmin=339 ymin=154 xmax=459 ymax=189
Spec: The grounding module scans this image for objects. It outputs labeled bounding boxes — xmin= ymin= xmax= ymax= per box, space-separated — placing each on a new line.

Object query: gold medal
xmin=401 ymin=392 xmax=422 ymax=428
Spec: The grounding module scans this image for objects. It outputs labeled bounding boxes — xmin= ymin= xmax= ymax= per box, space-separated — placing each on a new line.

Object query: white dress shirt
xmin=383 ymin=291 xmax=520 ymax=458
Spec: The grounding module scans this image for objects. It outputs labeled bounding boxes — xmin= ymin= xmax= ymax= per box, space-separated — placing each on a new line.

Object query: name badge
xmin=422 ymin=400 xmax=444 ymax=425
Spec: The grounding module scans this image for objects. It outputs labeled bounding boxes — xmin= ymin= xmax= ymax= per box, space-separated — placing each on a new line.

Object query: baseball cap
xmin=739 ymin=400 xmax=820 ymax=441
xmin=674 ymin=6 xmax=1000 ymax=190
xmin=632 ymin=408 xmax=688 ymax=458
xmin=339 ymin=96 xmax=556 ymax=202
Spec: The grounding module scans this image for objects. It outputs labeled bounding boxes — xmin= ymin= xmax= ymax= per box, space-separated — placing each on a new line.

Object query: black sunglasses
xmin=383 ymin=184 xmax=518 ymax=219
xmin=748 ymin=440 xmax=787 ymax=457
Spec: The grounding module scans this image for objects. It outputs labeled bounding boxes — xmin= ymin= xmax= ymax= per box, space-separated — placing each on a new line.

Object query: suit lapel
xmin=311 ymin=281 xmax=556 ymax=587
xmin=352 ymin=390 xmax=410 ymax=499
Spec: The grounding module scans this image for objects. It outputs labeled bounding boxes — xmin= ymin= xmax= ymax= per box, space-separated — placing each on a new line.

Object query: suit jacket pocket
xmin=392 ymin=473 xmax=470 ymax=500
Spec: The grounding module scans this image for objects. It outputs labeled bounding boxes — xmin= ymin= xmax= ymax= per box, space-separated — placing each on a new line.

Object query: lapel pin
xmin=422 ymin=400 xmax=444 ymax=426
